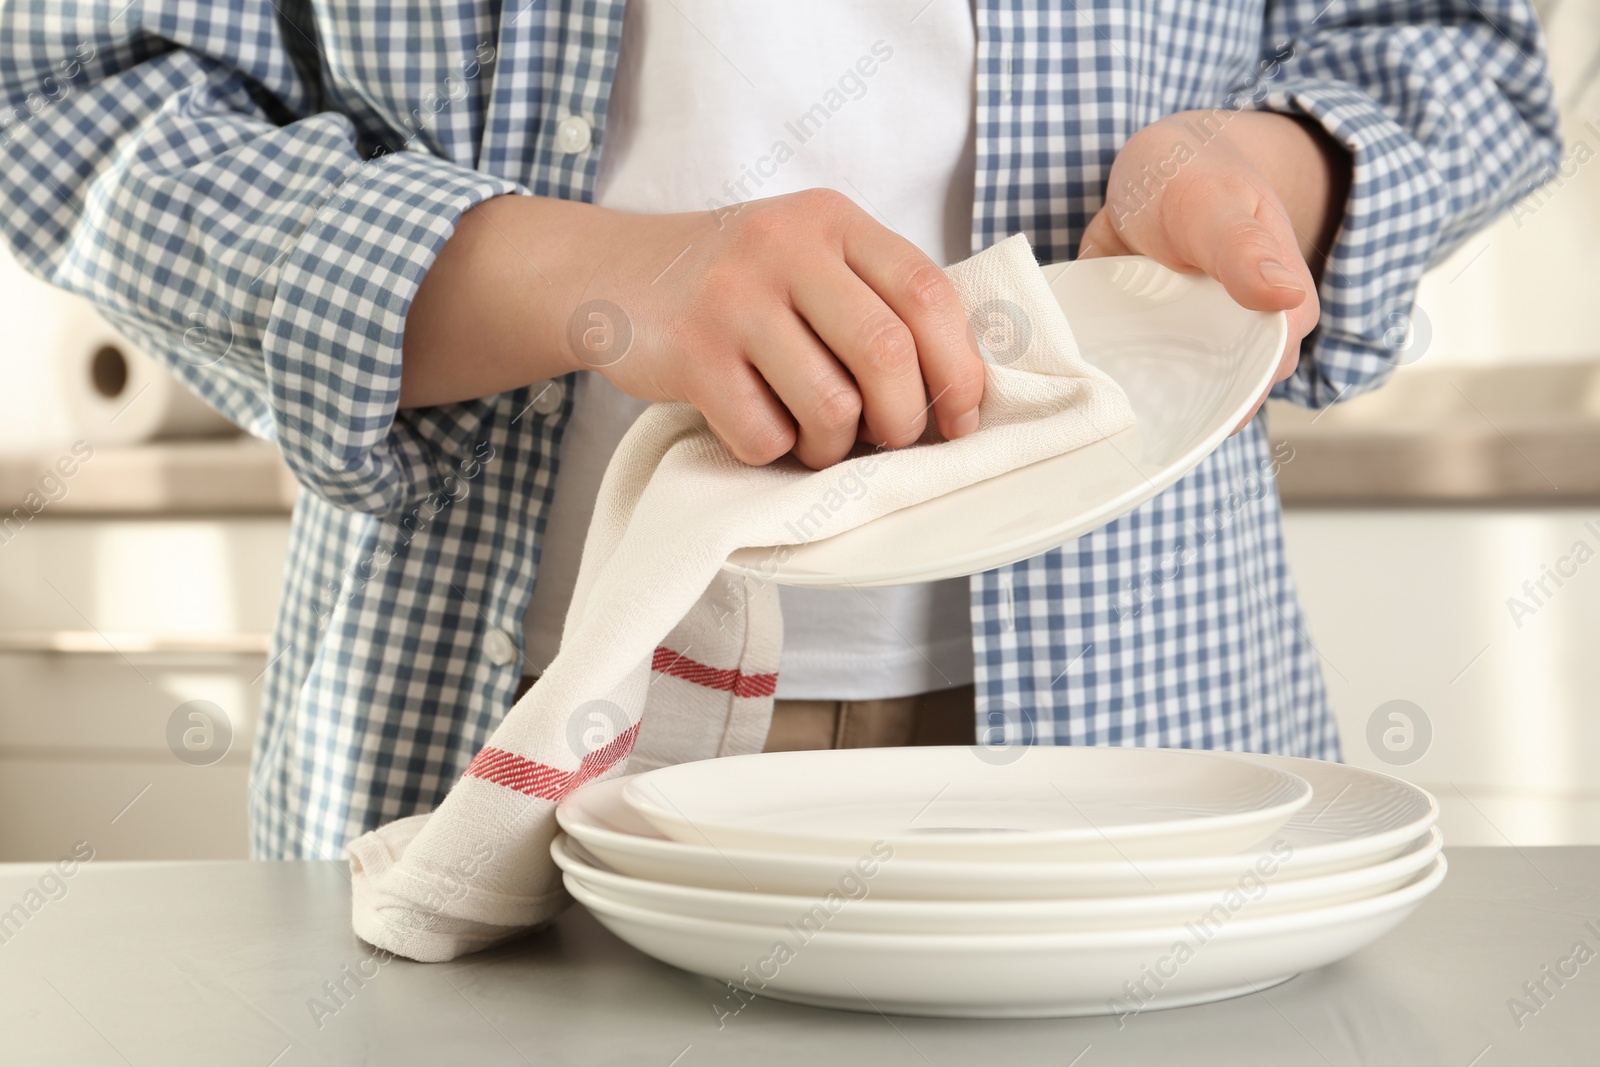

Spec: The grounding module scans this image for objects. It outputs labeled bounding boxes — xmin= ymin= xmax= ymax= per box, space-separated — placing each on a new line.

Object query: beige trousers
xmin=762 ymin=684 xmax=977 ymax=751
xmin=515 ymin=676 xmax=976 ymax=753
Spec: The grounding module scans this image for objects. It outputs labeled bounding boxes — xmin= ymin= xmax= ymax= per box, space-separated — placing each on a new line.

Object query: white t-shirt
xmin=523 ymin=0 xmax=978 ymax=700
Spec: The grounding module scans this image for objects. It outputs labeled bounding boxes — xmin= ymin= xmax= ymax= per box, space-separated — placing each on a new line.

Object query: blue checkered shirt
xmin=1 ymin=1 xmax=1560 ymax=859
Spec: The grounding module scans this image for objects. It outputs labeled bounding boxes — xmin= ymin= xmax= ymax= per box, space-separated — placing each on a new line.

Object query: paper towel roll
xmin=57 ymin=312 xmax=239 ymax=445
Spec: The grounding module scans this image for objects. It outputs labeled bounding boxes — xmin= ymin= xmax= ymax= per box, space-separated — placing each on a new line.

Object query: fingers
xmin=745 ymin=318 xmax=865 ymax=469
xmin=630 ymin=188 xmax=987 ymax=468
xmin=1103 ymin=171 xmax=1318 ymax=439
xmin=1229 ymin=326 xmax=1308 ymax=436
xmin=835 ymin=218 xmax=986 ymax=443
xmin=1172 ymin=193 xmax=1305 ymax=308
xmin=1077 ymin=209 xmax=1132 ymax=260
xmin=1229 ymin=383 xmax=1273 ymax=436
xmin=1088 ymin=180 xmax=1319 ymax=349
xmin=789 ymin=264 xmax=930 ymax=449
xmin=689 ymin=360 xmax=797 ymax=467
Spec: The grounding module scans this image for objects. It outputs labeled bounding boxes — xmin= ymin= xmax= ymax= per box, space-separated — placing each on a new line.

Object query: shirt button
xmin=530 ymin=379 xmax=565 ymax=416
xmin=483 ymin=627 xmax=518 ymax=667
xmin=555 ymin=115 xmax=592 ymax=154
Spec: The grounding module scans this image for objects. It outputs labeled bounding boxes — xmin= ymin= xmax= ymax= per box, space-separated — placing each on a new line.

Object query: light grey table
xmin=1 ymin=848 xmax=1596 ymax=1066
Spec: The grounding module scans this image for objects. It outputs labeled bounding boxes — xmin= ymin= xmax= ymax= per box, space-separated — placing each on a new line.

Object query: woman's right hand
xmin=402 ymin=188 xmax=985 ymax=470
xmin=571 ymin=188 xmax=985 ymax=469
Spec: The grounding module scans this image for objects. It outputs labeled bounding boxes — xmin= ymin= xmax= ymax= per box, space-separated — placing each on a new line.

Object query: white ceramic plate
xmin=721 ymin=256 xmax=1286 ymax=588
xmin=568 ymin=854 xmax=1447 ymax=1018
xmin=622 ymin=746 xmax=1311 ymax=862
xmin=556 ymin=754 xmax=1437 ymax=899
xmin=553 ymin=826 xmax=1441 ymax=934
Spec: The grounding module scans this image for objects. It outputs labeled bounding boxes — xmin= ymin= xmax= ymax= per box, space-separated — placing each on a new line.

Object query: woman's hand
xmin=402 ymin=188 xmax=985 ymax=470
xmin=570 ymin=189 xmax=985 ymax=469
xmin=1078 ymin=109 xmax=1351 ymax=431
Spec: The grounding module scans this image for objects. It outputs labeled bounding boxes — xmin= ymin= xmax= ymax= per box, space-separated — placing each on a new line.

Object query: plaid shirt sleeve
xmin=0 ymin=1 xmax=521 ymax=514
xmin=1242 ymin=0 xmax=1562 ymax=407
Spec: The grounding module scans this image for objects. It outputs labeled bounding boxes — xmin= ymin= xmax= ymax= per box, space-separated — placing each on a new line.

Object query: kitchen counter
xmin=1266 ymin=362 xmax=1600 ymax=505
xmin=0 ymin=848 xmax=1595 ymax=1065
xmin=6 ymin=363 xmax=1598 ymax=517
xmin=0 ymin=437 xmax=296 ymax=516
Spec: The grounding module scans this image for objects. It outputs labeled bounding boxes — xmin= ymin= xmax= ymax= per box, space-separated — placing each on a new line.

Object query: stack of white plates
xmin=553 ymin=747 xmax=1442 ymax=1018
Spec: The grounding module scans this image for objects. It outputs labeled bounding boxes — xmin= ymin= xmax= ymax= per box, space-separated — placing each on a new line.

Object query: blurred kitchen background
xmin=1 ymin=1 xmax=1597 ymax=861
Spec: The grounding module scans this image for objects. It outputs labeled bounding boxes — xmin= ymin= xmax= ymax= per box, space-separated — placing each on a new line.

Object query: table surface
xmin=1 ymin=847 xmax=1597 ymax=1066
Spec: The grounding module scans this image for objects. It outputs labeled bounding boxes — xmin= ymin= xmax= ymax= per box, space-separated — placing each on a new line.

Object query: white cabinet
xmin=4 ymin=508 xmax=1596 ymax=859
xmin=1282 ymin=508 xmax=1600 ymax=846
xmin=0 ymin=517 xmax=289 ymax=860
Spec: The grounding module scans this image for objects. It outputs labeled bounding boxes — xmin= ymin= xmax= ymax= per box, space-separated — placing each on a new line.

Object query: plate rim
xmin=557 ymin=756 xmax=1438 ymax=882
xmin=621 ymin=745 xmax=1314 ymax=855
xmin=553 ymin=825 xmax=1443 ymax=921
xmin=565 ymin=852 xmax=1448 ymax=949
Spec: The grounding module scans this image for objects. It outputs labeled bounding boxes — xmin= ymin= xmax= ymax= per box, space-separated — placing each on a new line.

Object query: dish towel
xmin=348 ymin=233 xmax=1137 ymax=961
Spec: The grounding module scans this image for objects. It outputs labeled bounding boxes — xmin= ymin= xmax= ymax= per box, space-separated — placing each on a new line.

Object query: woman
xmin=0 ymin=0 xmax=1559 ymax=865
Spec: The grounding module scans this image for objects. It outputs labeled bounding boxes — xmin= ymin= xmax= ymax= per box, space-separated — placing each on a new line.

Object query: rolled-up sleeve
xmin=0 ymin=1 xmax=520 ymax=513
xmin=1241 ymin=0 xmax=1562 ymax=407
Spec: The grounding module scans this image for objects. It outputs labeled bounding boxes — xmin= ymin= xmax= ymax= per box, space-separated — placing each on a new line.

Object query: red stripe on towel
xmin=651 ymin=646 xmax=778 ymax=698
xmin=463 ymin=722 xmax=640 ymax=800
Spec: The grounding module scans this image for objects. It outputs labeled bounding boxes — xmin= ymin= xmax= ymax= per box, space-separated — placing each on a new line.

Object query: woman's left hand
xmin=1078 ymin=109 xmax=1350 ymax=432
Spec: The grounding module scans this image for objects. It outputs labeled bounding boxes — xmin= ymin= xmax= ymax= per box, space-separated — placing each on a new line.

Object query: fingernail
xmin=952 ymin=406 xmax=980 ymax=437
xmin=1259 ymin=260 xmax=1305 ymax=292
